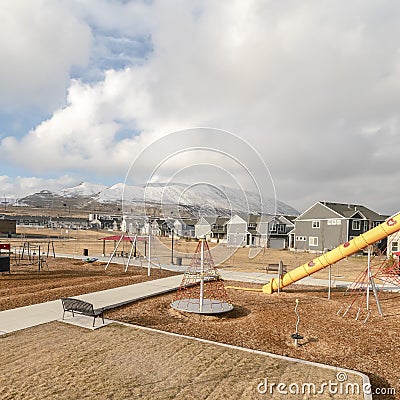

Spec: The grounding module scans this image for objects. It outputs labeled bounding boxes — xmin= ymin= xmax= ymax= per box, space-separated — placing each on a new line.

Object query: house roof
xmin=320 ymin=202 xmax=387 ymax=220
xmin=281 ymin=215 xmax=296 ymax=224
xmin=196 ymin=216 xmax=217 ymax=225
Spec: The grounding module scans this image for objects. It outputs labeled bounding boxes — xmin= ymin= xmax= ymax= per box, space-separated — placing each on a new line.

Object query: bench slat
xmin=61 ymin=298 xmax=104 ymax=327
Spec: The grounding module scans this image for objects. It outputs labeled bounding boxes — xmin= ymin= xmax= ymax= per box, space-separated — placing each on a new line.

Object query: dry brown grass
xmin=0 ymin=322 xmax=364 ymax=399
xmin=0 ymin=257 xmax=176 ymax=311
xmin=107 ymin=285 xmax=400 ymax=399
xmin=5 ymin=226 xmax=375 ymax=283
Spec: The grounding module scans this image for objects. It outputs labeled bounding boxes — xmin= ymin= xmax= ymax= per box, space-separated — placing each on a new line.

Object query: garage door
xmin=269 ymin=238 xmax=286 ymax=249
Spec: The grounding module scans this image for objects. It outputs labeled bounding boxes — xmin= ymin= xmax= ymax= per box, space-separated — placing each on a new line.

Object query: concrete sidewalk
xmin=0 ymin=275 xmax=183 ymax=335
xmin=57 ymin=252 xmax=400 ymax=291
xmin=3 ymin=253 xmax=398 ymax=335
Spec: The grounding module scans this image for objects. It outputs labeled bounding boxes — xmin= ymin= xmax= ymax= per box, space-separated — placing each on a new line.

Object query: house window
xmin=352 ymin=220 xmax=361 ymax=230
xmin=248 ymin=223 xmax=256 ymax=229
xmin=312 ymin=220 xmax=320 ymax=229
xmin=269 ymin=223 xmax=277 ymax=232
xmin=336 ymin=220 xmax=341 ymax=225
xmin=364 ymin=221 xmax=369 ymax=231
xmin=296 ymin=236 xmax=307 ymax=242
xmin=309 ymin=237 xmax=318 ymax=246
xmin=277 ymin=224 xmax=285 ymax=233
xmin=392 ymin=241 xmax=399 ymax=253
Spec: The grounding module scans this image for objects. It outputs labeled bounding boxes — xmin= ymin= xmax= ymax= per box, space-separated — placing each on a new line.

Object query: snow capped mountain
xmin=59 ymin=182 xmax=107 ymax=197
xmin=16 ymin=181 xmax=299 ymax=216
xmin=93 ymin=182 xmax=299 ymax=215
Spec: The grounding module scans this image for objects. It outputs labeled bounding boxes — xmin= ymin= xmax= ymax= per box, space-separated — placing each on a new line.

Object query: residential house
xmin=141 ymin=219 xmax=165 ymax=236
xmin=210 ymin=217 xmax=229 ymax=242
xmin=195 ymin=217 xmax=215 ymax=240
xmin=88 ymin=214 xmax=122 ymax=230
xmin=121 ymin=216 xmax=145 ymax=234
xmin=226 ymin=214 xmax=248 ymax=247
xmin=293 ymin=202 xmax=388 ymax=252
xmin=173 ymin=219 xmax=196 ymax=239
xmin=267 ymin=215 xmax=295 ymax=249
xmin=245 ymin=214 xmax=270 ymax=247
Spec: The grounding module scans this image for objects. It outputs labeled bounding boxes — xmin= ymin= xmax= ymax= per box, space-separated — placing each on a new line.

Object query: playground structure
xmin=262 ymin=212 xmax=400 ymax=294
xmin=337 ymin=248 xmax=400 ymax=322
xmin=171 ymin=238 xmax=233 ymax=314
xmin=15 ymin=239 xmax=56 ymax=270
xmin=102 ymin=234 xmax=160 ymax=275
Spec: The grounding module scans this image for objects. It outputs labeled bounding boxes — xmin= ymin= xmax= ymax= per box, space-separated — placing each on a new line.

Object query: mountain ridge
xmin=14 ymin=181 xmax=299 ymax=216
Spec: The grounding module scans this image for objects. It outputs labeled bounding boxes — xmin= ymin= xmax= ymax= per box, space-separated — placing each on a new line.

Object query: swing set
xmin=16 ymin=239 xmax=56 ymax=271
xmin=100 ymin=234 xmax=160 ymax=275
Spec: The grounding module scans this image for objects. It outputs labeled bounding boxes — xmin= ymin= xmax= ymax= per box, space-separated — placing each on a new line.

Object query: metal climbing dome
xmin=171 ymin=238 xmax=233 ymax=314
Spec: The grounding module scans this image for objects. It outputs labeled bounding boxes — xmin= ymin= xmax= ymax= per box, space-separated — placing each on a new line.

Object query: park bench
xmin=61 ymin=298 xmax=105 ymax=327
xmin=265 ymin=263 xmax=287 ymax=275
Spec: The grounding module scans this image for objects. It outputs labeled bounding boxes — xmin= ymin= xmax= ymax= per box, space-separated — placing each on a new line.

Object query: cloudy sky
xmin=0 ymin=0 xmax=399 ymax=215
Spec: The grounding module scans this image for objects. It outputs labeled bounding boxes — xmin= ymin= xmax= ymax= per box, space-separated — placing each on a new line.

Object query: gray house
xmin=209 ymin=217 xmax=228 ymax=242
xmin=226 ymin=214 xmax=295 ymax=248
xmin=195 ymin=217 xmax=215 ymax=239
xmin=173 ymin=219 xmax=196 ymax=238
xmin=195 ymin=216 xmax=229 ymax=241
xmin=247 ymin=215 xmax=272 ymax=247
xmin=267 ymin=215 xmax=295 ymax=249
xmin=294 ymin=202 xmax=387 ymax=252
xmin=226 ymin=214 xmax=248 ymax=247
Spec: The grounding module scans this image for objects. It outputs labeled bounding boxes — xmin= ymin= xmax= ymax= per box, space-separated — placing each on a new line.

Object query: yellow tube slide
xmin=262 ymin=212 xmax=400 ymax=294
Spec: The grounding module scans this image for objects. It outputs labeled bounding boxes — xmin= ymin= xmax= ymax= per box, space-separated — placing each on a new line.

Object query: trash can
xmin=176 ymin=257 xmax=182 ymax=266
xmin=0 ymin=256 xmax=10 ymax=273
xmin=83 ymin=249 xmax=89 ymax=256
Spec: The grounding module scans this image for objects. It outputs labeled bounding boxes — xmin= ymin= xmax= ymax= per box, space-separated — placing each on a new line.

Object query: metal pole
xmin=125 ymin=236 xmax=136 ymax=273
xmin=370 ymin=276 xmax=384 ymax=317
xmin=294 ymin=299 xmax=300 ymax=346
xmin=105 ymin=235 xmax=124 ymax=270
xmin=148 ymin=234 xmax=151 ymax=277
xmin=328 ymin=265 xmax=332 ymax=300
xmin=38 ymin=245 xmax=41 ymax=271
xmin=171 ymin=228 xmax=174 ymax=264
xmin=366 ymin=246 xmax=371 ymax=310
xmin=200 ymin=239 xmax=204 ymax=312
xmin=277 ymin=260 xmax=283 ymax=294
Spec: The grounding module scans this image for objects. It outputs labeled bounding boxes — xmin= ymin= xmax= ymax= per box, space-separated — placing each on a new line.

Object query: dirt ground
xmin=4 ymin=226 xmax=377 ymax=283
xmin=1 ymin=228 xmax=397 ymax=398
xmin=0 ymin=257 xmax=176 ymax=311
xmin=0 ymin=322 xmax=364 ymax=400
xmin=107 ymin=284 xmax=400 ymax=399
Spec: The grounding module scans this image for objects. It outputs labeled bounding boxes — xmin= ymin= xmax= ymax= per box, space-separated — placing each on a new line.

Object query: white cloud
xmin=0 ymin=0 xmax=91 ymax=112
xmin=0 ymin=175 xmax=77 ymax=199
xmin=1 ymin=1 xmax=400 ymax=214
